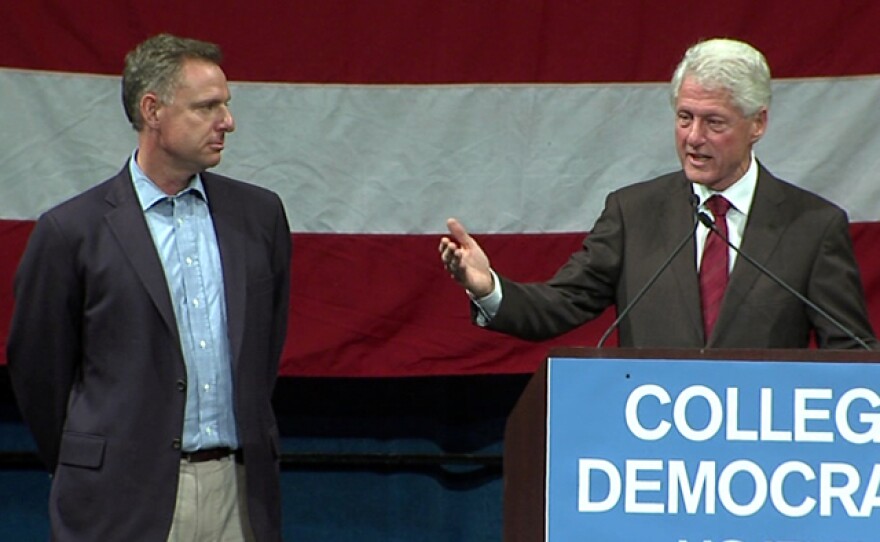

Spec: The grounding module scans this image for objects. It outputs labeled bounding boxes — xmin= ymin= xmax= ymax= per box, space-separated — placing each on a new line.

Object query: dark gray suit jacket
xmin=7 ymin=165 xmax=291 ymax=541
xmin=488 ymin=166 xmax=877 ymax=349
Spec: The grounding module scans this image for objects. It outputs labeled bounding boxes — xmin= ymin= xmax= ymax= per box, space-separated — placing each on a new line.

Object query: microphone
xmin=597 ymin=194 xmax=700 ymax=348
xmin=696 ymin=211 xmax=873 ymax=351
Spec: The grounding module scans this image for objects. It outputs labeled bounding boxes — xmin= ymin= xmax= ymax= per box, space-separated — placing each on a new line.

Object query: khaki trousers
xmin=166 ymin=456 xmax=255 ymax=542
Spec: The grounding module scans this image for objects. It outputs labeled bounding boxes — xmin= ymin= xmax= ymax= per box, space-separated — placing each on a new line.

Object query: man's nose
xmin=686 ymin=118 xmax=706 ymax=144
xmin=219 ymin=105 xmax=235 ymax=132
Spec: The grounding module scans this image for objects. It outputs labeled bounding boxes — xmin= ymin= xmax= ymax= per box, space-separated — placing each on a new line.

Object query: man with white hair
xmin=439 ymin=38 xmax=877 ymax=350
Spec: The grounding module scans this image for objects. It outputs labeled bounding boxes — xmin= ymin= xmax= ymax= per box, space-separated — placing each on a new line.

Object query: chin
xmin=202 ymin=156 xmax=223 ymax=169
xmin=684 ymin=169 xmax=713 ymax=186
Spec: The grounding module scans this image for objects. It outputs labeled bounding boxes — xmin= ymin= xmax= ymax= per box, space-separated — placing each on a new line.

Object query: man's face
xmin=153 ymin=58 xmax=235 ymax=176
xmin=675 ymin=76 xmax=766 ymax=191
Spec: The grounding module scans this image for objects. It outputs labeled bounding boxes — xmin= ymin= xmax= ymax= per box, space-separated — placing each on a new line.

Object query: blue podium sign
xmin=545 ymin=356 xmax=880 ymax=542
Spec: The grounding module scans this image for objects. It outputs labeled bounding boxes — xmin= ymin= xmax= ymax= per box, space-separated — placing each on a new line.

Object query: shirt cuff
xmin=468 ymin=270 xmax=502 ymax=326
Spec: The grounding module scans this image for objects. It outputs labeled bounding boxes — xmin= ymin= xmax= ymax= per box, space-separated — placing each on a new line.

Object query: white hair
xmin=670 ymin=38 xmax=771 ymax=117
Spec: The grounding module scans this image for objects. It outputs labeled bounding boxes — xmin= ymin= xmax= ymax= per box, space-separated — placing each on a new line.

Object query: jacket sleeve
xmin=268 ymin=193 xmax=292 ymax=382
xmin=807 ymin=209 xmax=878 ymax=350
xmin=7 ymin=212 xmax=84 ymax=471
xmin=486 ymin=191 xmax=622 ymax=341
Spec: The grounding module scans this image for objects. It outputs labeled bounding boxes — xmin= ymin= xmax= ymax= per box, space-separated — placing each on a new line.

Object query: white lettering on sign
xmin=624 ymin=384 xmax=880 ymax=445
xmin=577 ymin=458 xmax=880 ymax=518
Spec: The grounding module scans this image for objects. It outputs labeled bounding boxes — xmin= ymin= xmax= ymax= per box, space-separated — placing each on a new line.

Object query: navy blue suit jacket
xmin=8 ymin=165 xmax=291 ymax=541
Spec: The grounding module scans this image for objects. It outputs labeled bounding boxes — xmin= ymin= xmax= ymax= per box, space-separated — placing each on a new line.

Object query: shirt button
xmin=199 ymin=340 xmax=207 ymax=349
xmin=192 ymin=298 xmax=200 ymax=308
xmin=185 ymin=257 xmax=193 ymax=266
xmin=203 ymin=383 xmax=210 ymax=392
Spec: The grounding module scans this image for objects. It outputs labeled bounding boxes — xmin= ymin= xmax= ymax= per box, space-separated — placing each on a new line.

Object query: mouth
xmin=686 ymin=152 xmax=711 ymax=166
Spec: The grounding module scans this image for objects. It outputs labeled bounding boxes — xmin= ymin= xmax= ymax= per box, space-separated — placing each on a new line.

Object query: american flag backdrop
xmin=1 ymin=1 xmax=880 ymax=376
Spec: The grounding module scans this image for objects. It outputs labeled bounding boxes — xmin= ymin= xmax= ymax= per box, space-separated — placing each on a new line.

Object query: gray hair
xmin=122 ymin=34 xmax=223 ymax=131
xmin=670 ymin=38 xmax=771 ymax=117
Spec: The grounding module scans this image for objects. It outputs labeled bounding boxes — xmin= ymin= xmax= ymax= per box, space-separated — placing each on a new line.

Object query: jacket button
xmin=171 ymin=438 xmax=182 ymax=450
xmin=176 ymin=379 xmax=187 ymax=392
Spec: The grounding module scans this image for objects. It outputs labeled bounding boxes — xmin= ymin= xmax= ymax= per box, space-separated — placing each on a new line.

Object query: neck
xmin=136 ymin=142 xmax=195 ymax=195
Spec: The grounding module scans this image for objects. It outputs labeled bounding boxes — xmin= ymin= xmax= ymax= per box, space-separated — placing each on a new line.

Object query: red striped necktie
xmin=699 ymin=195 xmax=732 ymax=340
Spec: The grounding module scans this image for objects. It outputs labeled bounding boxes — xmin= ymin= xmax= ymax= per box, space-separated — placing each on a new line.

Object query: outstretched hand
xmin=438 ymin=218 xmax=494 ymax=297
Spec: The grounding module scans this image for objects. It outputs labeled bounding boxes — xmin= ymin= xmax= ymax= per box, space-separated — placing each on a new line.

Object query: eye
xmin=707 ymin=118 xmax=727 ymax=132
xmin=677 ymin=112 xmax=692 ymax=126
xmin=194 ymin=101 xmax=223 ymax=113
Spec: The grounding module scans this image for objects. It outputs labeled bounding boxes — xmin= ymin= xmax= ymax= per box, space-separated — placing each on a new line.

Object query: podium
xmin=503 ymin=348 xmax=879 ymax=542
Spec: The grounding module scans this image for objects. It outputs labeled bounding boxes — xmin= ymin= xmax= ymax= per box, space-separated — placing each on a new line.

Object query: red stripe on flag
xmin=285 ymin=232 xmax=613 ymax=376
xmin=2 ymin=2 xmax=880 ymax=82
xmin=3 ymin=221 xmax=880 ymax=376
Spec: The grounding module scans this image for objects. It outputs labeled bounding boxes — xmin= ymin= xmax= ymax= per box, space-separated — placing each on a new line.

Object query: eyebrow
xmin=192 ymin=97 xmax=231 ymax=108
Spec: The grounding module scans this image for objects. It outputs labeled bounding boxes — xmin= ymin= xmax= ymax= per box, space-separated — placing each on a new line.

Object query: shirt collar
xmin=692 ymin=151 xmax=758 ymax=216
xmin=128 ymin=150 xmax=207 ymax=211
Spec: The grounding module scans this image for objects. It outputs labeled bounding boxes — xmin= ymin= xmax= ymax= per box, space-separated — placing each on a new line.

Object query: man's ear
xmin=140 ymin=92 xmax=162 ymax=128
xmin=750 ymin=107 xmax=768 ymax=144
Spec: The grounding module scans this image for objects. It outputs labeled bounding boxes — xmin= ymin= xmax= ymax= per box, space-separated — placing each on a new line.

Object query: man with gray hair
xmin=439 ymin=37 xmax=877 ymax=350
xmin=8 ymin=33 xmax=291 ymax=540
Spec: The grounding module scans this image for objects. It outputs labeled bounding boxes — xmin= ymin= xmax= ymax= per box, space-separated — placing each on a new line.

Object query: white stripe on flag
xmin=2 ymin=68 xmax=879 ymax=232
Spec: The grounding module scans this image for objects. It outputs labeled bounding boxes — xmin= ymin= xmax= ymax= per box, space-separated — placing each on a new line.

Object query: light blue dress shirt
xmin=129 ymin=153 xmax=238 ymax=451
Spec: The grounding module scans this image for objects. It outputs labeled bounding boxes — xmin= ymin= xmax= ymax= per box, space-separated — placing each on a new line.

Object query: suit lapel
xmin=665 ymin=174 xmax=705 ymax=342
xmin=103 ymin=168 xmax=180 ymax=341
xmin=202 ymin=174 xmax=247 ymax=369
xmin=710 ymin=167 xmax=786 ymax=345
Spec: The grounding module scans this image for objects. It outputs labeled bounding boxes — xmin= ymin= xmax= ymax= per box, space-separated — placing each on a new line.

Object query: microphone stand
xmin=597 ymin=197 xmax=700 ymax=347
xmin=697 ymin=212 xmax=873 ymax=351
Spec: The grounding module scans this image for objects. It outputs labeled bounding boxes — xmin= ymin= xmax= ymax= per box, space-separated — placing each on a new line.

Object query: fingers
xmin=446 ymin=217 xmax=471 ymax=246
xmin=441 ymin=218 xmax=482 ymax=283
xmin=439 ymin=238 xmax=462 ymax=277
xmin=438 ymin=237 xmax=457 ymax=260
xmin=438 ymin=236 xmax=452 ymax=254
xmin=439 ymin=218 xmax=493 ymax=295
xmin=440 ymin=217 xmax=468 ymax=269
